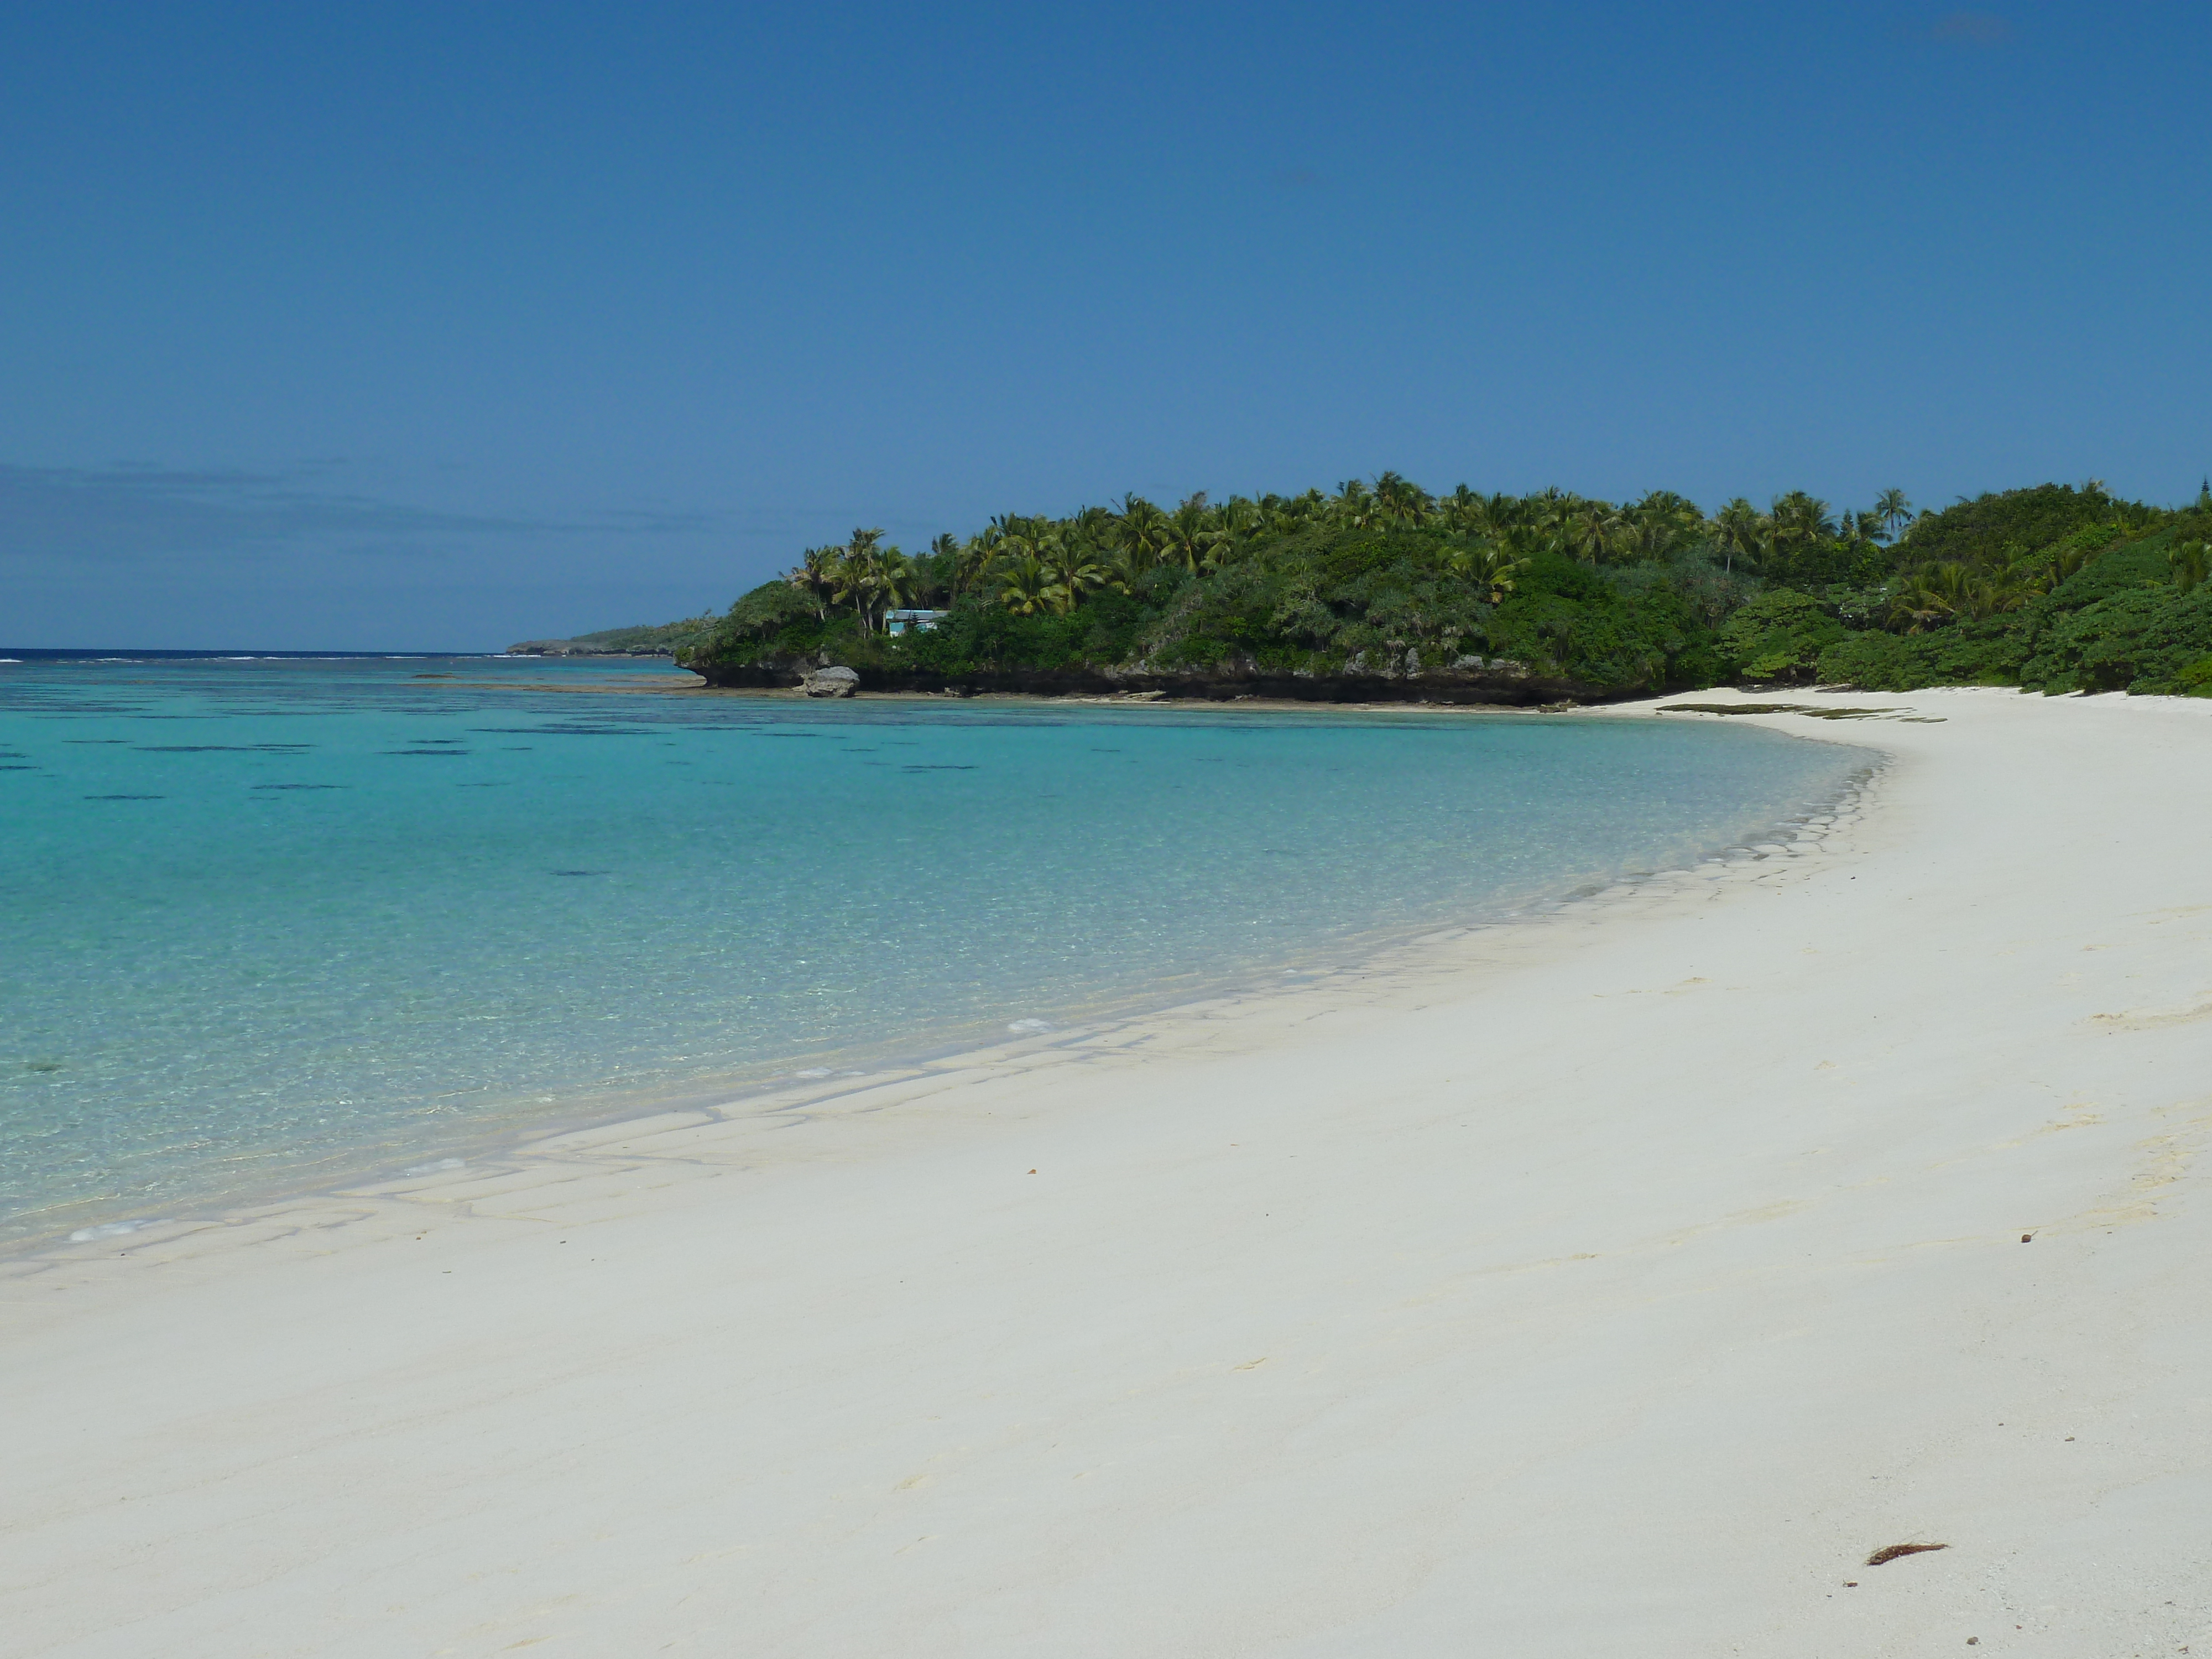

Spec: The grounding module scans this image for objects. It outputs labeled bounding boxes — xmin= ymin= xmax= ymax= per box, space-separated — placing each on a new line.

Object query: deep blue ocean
xmin=0 ymin=652 xmax=1866 ymax=1244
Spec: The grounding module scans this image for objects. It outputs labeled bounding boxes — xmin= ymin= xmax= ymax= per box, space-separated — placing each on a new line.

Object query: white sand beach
xmin=6 ymin=687 xmax=2210 ymax=1657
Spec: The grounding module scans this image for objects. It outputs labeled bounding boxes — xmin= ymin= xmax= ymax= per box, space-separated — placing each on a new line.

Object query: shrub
xmin=1816 ymin=617 xmax=2032 ymax=690
xmin=1715 ymin=591 xmax=1845 ymax=683
xmin=2018 ymin=586 xmax=2212 ymax=695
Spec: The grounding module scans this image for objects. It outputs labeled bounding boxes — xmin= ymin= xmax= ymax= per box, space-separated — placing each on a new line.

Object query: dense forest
xmin=674 ymin=477 xmax=2212 ymax=701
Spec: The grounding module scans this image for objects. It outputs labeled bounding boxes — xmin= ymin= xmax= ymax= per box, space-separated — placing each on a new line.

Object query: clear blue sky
xmin=5 ymin=1 xmax=2208 ymax=649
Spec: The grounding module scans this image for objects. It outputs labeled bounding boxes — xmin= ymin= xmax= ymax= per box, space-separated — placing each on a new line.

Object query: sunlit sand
xmin=6 ymin=688 xmax=2209 ymax=1655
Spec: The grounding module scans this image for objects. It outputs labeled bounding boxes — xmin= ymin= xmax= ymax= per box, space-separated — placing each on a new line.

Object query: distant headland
xmin=505 ymin=616 xmax=718 ymax=658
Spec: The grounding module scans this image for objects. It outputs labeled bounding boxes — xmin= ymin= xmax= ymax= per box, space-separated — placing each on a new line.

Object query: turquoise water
xmin=0 ymin=654 xmax=1866 ymax=1243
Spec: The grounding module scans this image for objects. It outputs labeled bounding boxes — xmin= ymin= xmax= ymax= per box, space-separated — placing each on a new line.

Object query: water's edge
xmin=14 ymin=737 xmax=1888 ymax=1259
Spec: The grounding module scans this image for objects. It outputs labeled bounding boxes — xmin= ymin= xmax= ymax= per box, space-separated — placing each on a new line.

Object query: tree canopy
xmin=672 ymin=474 xmax=2212 ymax=699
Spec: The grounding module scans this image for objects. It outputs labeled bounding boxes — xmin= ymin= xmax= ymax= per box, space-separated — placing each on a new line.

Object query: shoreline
xmin=0 ymin=702 xmax=1874 ymax=1257
xmin=8 ymin=688 xmax=2211 ymax=1654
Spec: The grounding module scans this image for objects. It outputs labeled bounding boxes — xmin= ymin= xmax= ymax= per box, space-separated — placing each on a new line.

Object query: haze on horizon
xmin=4 ymin=0 xmax=2208 ymax=651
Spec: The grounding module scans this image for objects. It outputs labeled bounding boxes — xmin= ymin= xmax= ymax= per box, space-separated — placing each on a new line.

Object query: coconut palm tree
xmin=1447 ymin=542 xmax=1532 ymax=604
xmin=1885 ymin=565 xmax=1959 ymax=632
xmin=1202 ymin=496 xmax=1262 ymax=568
xmin=830 ymin=549 xmax=878 ymax=631
xmin=1438 ymin=484 xmax=1483 ymax=534
xmin=1769 ymin=492 xmax=1835 ymax=542
xmin=1042 ymin=536 xmax=1105 ymax=613
xmin=1465 ymin=491 xmax=1526 ymax=541
xmin=1372 ymin=471 xmax=1432 ymax=526
xmin=997 ymin=554 xmax=1053 ymax=615
xmin=1620 ymin=491 xmax=1703 ymax=563
xmin=875 ymin=549 xmax=918 ymax=618
xmin=1872 ymin=489 xmax=1914 ymax=541
xmin=1160 ymin=496 xmax=1215 ymax=572
xmin=1329 ymin=478 xmax=1377 ymax=529
xmin=1115 ymin=495 xmax=1170 ymax=571
xmin=1762 ymin=492 xmax=1836 ymax=578
xmin=1710 ymin=498 xmax=1765 ymax=576
xmin=2169 ymin=540 xmax=2211 ymax=594
xmin=1276 ymin=488 xmax=1329 ymax=529
xmin=1100 ymin=546 xmax=1147 ymax=596
xmin=1558 ymin=498 xmax=1625 ymax=566
xmin=1884 ymin=581 xmax=1949 ymax=634
xmin=784 ymin=545 xmax=838 ymax=622
xmin=1886 ymin=560 xmax=2023 ymax=628
xmin=956 ymin=525 xmax=1004 ymax=596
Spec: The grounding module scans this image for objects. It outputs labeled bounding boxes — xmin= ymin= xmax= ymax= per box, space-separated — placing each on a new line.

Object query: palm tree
xmin=1559 ymin=498 xmax=1624 ymax=566
xmin=1329 ymin=478 xmax=1377 ymax=529
xmin=1042 ymin=536 xmax=1105 ymax=613
xmin=875 ymin=549 xmax=917 ymax=617
xmin=1203 ymin=497 xmax=1262 ymax=568
xmin=1115 ymin=494 xmax=1170 ymax=570
xmin=1886 ymin=561 xmax=2021 ymax=628
xmin=1439 ymin=484 xmax=1483 ymax=534
xmin=956 ymin=525 xmax=1004 ymax=596
xmin=997 ymin=554 xmax=1052 ymax=615
xmin=1621 ymin=491 xmax=1702 ymax=563
xmin=1465 ymin=491 xmax=1525 ymax=541
xmin=1100 ymin=546 xmax=1147 ymax=596
xmin=1886 ymin=565 xmax=1960 ymax=632
xmin=1447 ymin=542 xmax=1532 ymax=604
xmin=1872 ymin=488 xmax=1913 ymax=541
xmin=1710 ymin=498 xmax=1764 ymax=576
xmin=846 ymin=526 xmax=885 ymax=560
xmin=1160 ymin=496 xmax=1215 ymax=572
xmin=2169 ymin=540 xmax=2211 ymax=594
xmin=1372 ymin=471 xmax=1432 ymax=526
xmin=1764 ymin=492 xmax=1836 ymax=578
xmin=1884 ymin=580 xmax=1950 ymax=634
xmin=830 ymin=550 xmax=877 ymax=631
xmin=784 ymin=545 xmax=838 ymax=622
xmin=1769 ymin=492 xmax=1835 ymax=541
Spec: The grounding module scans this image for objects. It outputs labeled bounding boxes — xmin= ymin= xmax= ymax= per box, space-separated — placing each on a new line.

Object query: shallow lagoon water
xmin=1 ymin=654 xmax=1865 ymax=1243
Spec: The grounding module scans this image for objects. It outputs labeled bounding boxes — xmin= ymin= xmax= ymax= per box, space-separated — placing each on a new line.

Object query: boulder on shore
xmin=800 ymin=666 xmax=860 ymax=698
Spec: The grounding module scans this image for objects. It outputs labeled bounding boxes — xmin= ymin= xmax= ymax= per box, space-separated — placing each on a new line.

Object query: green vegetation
xmin=510 ymin=615 xmax=720 ymax=656
xmin=570 ymin=617 xmax=719 ymax=653
xmin=672 ymin=475 xmax=2212 ymax=699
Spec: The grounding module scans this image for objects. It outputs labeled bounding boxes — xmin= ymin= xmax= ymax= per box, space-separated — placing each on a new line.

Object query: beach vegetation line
xmin=664 ymin=476 xmax=2212 ymax=699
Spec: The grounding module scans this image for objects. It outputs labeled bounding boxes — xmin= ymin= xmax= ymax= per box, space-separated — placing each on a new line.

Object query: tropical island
xmin=660 ymin=477 xmax=2212 ymax=702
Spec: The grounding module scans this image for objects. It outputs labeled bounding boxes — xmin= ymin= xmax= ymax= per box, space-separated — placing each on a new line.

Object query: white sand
xmin=6 ymin=688 xmax=2211 ymax=1657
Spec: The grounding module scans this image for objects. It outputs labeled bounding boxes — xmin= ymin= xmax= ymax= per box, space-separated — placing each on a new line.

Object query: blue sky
xmin=4 ymin=1 xmax=2208 ymax=649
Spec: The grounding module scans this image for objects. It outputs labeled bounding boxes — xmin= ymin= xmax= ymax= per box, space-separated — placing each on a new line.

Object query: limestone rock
xmin=800 ymin=666 xmax=860 ymax=698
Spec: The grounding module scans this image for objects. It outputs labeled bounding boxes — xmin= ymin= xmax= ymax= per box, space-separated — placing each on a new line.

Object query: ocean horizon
xmin=1 ymin=654 xmax=1867 ymax=1245
xmin=0 ymin=646 xmax=566 ymax=660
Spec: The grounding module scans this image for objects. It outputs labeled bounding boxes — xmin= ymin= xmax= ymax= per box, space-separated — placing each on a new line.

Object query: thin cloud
xmin=0 ymin=462 xmax=708 ymax=567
